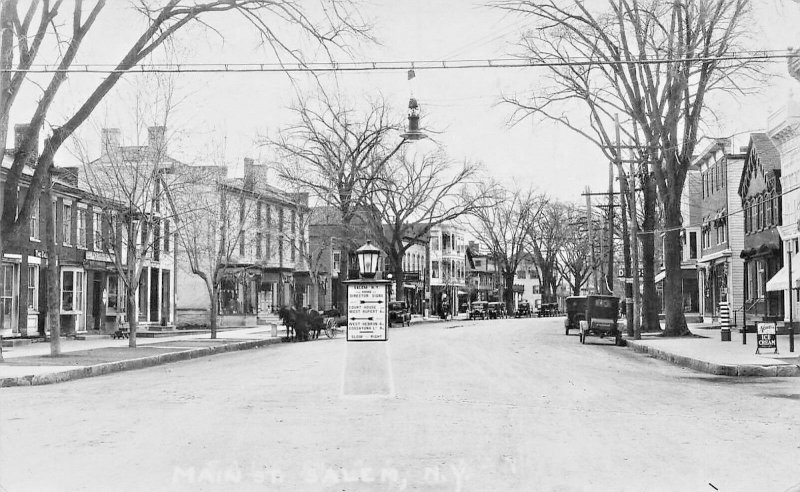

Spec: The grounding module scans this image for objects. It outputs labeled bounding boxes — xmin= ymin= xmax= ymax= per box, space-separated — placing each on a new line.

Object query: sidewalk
xmin=625 ymin=322 xmax=800 ymax=377
xmin=0 ymin=326 xmax=286 ymax=387
xmin=0 ymin=316 xmax=453 ymax=387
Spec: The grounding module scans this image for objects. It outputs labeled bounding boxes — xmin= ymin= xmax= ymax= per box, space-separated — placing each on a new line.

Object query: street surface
xmin=2 ymin=317 xmax=799 ymax=491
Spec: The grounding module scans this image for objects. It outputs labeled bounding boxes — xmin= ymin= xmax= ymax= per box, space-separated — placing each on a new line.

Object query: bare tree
xmin=268 ymin=91 xmax=408 ymax=305
xmin=528 ymin=201 xmax=571 ymax=303
xmin=556 ymin=204 xmax=598 ymax=296
xmin=466 ymin=186 xmax=546 ymax=314
xmin=365 ymin=149 xmax=492 ymax=301
xmin=172 ymin=164 xmax=259 ymax=339
xmin=494 ymin=0 xmax=758 ymax=336
xmin=0 ymin=0 xmax=368 ymax=355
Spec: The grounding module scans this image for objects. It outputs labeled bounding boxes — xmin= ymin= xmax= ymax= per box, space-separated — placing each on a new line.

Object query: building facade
xmin=429 ymin=223 xmax=467 ymax=317
xmin=769 ymin=101 xmax=800 ymax=323
xmin=739 ymin=134 xmax=783 ymax=322
xmin=695 ymin=138 xmax=746 ymax=320
xmin=175 ymin=159 xmax=312 ymax=326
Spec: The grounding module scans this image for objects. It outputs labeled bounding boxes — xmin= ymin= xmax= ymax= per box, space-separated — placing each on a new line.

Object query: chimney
xmin=148 ymin=126 xmax=166 ymax=155
xmin=14 ymin=124 xmax=38 ymax=165
xmin=100 ymin=128 xmax=120 ymax=162
xmin=243 ymin=157 xmax=255 ymax=190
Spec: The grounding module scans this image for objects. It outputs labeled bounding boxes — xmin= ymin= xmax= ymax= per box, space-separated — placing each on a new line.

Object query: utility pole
xmin=585 ymin=186 xmax=596 ymax=293
xmin=608 ymin=145 xmax=615 ymax=296
xmin=630 ymin=158 xmax=642 ymax=339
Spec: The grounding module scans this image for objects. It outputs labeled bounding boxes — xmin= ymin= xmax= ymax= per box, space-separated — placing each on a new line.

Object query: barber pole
xmin=719 ymin=301 xmax=731 ymax=342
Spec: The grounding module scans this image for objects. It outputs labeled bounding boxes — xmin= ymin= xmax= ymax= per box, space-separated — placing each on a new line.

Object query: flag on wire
xmin=408 ymin=69 xmax=415 ymax=80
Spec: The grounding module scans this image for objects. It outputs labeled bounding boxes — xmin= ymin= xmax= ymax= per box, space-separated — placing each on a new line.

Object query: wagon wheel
xmin=324 ymin=318 xmax=336 ymax=339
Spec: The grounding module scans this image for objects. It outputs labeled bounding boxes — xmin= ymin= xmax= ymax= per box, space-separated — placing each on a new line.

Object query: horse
xmin=277 ymin=306 xmax=298 ymax=341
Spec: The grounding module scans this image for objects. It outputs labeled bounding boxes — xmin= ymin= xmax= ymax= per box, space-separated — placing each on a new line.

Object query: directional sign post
xmin=346 ymin=280 xmax=390 ymax=342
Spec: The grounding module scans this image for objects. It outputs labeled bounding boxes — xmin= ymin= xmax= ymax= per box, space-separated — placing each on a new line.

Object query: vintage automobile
xmin=537 ymin=302 xmax=559 ymax=317
xmin=487 ymin=301 xmax=506 ymax=319
xmin=578 ymin=295 xmax=622 ymax=345
xmin=515 ymin=300 xmax=532 ymax=317
xmin=469 ymin=301 xmax=488 ymax=320
xmin=388 ymin=301 xmax=411 ymax=327
xmin=564 ymin=296 xmax=588 ymax=335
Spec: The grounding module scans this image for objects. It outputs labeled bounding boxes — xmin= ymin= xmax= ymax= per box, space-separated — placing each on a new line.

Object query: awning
xmin=655 ymin=270 xmax=666 ymax=283
xmin=293 ymin=271 xmax=313 ymax=286
xmin=766 ymin=255 xmax=800 ymax=291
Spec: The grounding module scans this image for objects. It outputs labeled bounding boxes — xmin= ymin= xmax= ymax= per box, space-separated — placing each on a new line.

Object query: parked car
xmin=487 ymin=301 xmax=506 ymax=319
xmin=515 ymin=300 xmax=531 ymax=317
xmin=563 ymin=296 xmax=588 ymax=334
xmin=469 ymin=301 xmax=488 ymax=320
xmin=388 ymin=301 xmax=411 ymax=327
xmin=579 ymin=295 xmax=622 ymax=345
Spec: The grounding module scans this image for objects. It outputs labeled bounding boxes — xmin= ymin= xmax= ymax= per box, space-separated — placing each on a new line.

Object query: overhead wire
xmin=2 ymin=50 xmax=794 ymax=74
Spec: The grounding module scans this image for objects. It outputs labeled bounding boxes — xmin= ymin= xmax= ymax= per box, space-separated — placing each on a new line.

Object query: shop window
xmin=61 ymin=269 xmax=84 ymax=314
xmin=30 ymin=198 xmax=39 ymax=240
xmin=27 ymin=265 xmax=38 ymax=310
xmin=107 ymin=275 xmax=119 ymax=313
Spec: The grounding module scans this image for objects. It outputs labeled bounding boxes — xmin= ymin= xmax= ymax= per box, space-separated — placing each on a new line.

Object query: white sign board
xmin=756 ymin=322 xmax=778 ymax=354
xmin=347 ymin=283 xmax=388 ymax=341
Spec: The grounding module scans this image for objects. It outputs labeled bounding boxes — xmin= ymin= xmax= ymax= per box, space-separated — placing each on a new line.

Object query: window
xmin=107 ymin=275 xmax=119 ymax=313
xmin=27 ymin=265 xmax=38 ymax=310
xmin=30 ymin=198 xmax=39 ymax=240
xmin=773 ymin=195 xmax=780 ymax=226
xmin=518 ymin=269 xmax=526 ymax=279
xmin=239 ymin=229 xmax=245 ymax=256
xmin=163 ymin=220 xmax=170 ymax=253
xmin=62 ymin=202 xmax=72 ymax=245
xmin=77 ymin=208 xmax=87 ymax=248
xmin=744 ymin=200 xmax=750 ymax=233
xmin=256 ymin=232 xmax=262 ymax=259
xmin=61 ymin=269 xmax=84 ymax=313
xmin=689 ymin=232 xmax=697 ymax=259
xmin=720 ymin=223 xmax=726 ymax=244
xmin=332 ymin=250 xmax=341 ymax=273
xmin=93 ymin=212 xmax=103 ymax=250
xmin=431 ymin=236 xmax=439 ymax=251
xmin=432 ymin=261 xmax=440 ymax=278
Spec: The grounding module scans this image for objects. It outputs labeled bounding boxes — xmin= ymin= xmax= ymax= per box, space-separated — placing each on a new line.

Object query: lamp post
xmin=345 ymin=240 xmax=390 ymax=342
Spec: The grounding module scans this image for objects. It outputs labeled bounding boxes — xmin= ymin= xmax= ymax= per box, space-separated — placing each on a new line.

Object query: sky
xmin=11 ymin=0 xmax=800 ymax=206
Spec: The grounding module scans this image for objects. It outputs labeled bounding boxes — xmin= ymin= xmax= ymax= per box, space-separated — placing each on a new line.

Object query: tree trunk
xmin=45 ymin=176 xmax=61 ymax=356
xmin=310 ymin=281 xmax=320 ymax=311
xmin=127 ymin=290 xmax=138 ymax=348
xmin=504 ymin=271 xmax=515 ymax=314
xmin=621 ymin=179 xmax=634 ymax=337
xmin=662 ymin=199 xmax=690 ymax=336
xmin=210 ymin=284 xmax=219 ymax=340
xmin=394 ymin=263 xmax=404 ymax=302
xmin=640 ymin=172 xmax=660 ymax=332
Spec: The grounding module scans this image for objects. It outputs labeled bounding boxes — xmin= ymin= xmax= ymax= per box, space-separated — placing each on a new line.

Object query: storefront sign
xmin=347 ymin=282 xmax=388 ymax=341
xmin=756 ymin=322 xmax=778 ymax=354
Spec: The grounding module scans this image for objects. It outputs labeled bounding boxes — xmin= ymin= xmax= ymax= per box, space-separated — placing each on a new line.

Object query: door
xmin=1 ymin=263 xmax=18 ymax=335
xmin=161 ymin=270 xmax=170 ymax=325
xmin=149 ymin=268 xmax=159 ymax=323
xmin=92 ymin=274 xmax=102 ymax=330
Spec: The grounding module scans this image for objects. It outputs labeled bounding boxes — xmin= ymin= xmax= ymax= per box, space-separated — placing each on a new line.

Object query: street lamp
xmin=355 ymin=240 xmax=381 ymax=279
xmin=401 ymin=98 xmax=427 ymax=141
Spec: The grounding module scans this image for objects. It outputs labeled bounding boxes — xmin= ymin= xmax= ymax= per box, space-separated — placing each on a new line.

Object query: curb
xmin=0 ymin=338 xmax=284 ymax=388
xmin=625 ymin=340 xmax=800 ymax=377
